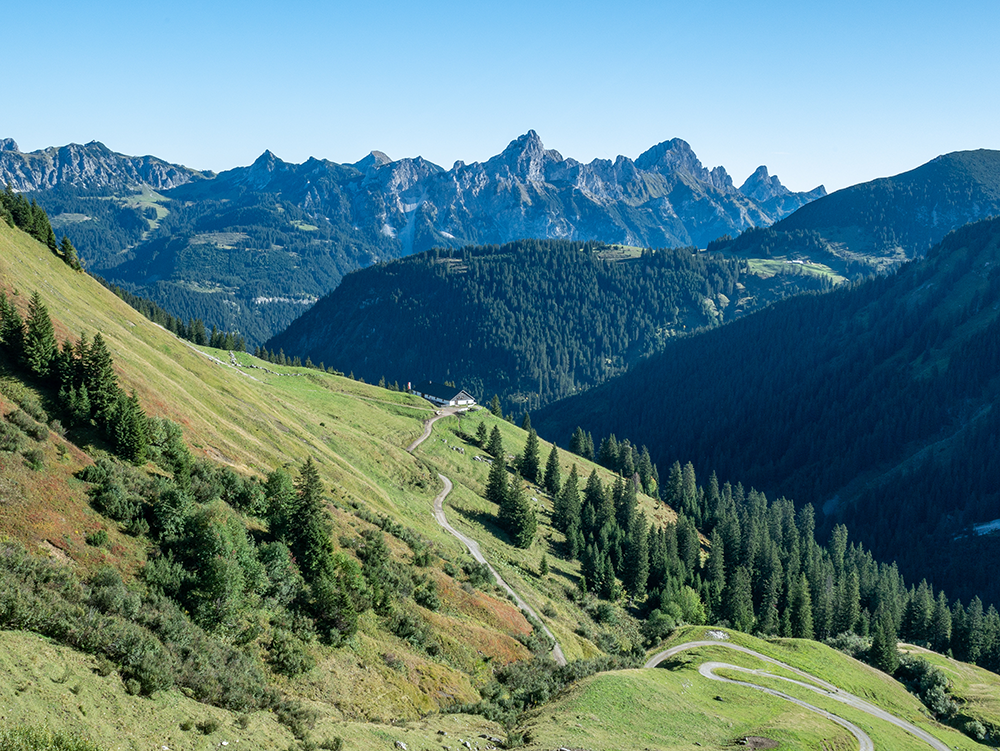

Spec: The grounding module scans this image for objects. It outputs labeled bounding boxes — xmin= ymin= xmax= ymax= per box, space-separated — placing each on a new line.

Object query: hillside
xmin=710 ymin=149 xmax=1000 ymax=274
xmin=536 ymin=215 xmax=1000 ymax=607
xmin=3 ymin=213 xmax=1000 ymax=751
xmin=8 ymin=133 xmax=824 ymax=345
xmin=265 ymin=239 xmax=837 ymax=414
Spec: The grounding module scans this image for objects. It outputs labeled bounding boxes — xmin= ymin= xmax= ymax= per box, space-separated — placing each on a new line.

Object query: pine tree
xmin=553 ymin=464 xmax=581 ymax=534
xmin=726 ymin=565 xmax=756 ymax=633
xmin=293 ymin=457 xmax=335 ymax=581
xmin=706 ymin=528 xmax=726 ymax=619
xmin=489 ymin=394 xmax=502 ymax=417
xmin=23 ymin=291 xmax=56 ymax=379
xmin=622 ymin=511 xmax=649 ymax=599
xmin=519 ymin=428 xmax=541 ymax=483
xmin=543 ymin=444 xmax=561 ymax=494
xmin=475 ymin=421 xmax=488 ymax=446
xmin=870 ymin=607 xmax=900 ymax=674
xmin=931 ymin=590 xmax=952 ymax=653
xmin=486 ymin=425 xmax=503 ymax=458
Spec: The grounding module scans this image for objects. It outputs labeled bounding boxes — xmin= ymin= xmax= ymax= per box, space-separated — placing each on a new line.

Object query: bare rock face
xmin=739 ymin=165 xmax=827 ymax=221
xmin=0 ymin=140 xmax=211 ymax=191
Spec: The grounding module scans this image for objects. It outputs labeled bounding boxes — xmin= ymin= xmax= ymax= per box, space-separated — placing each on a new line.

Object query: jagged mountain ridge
xmin=0 ymin=139 xmax=212 ymax=191
xmin=3 ymin=132 xmax=823 ymax=345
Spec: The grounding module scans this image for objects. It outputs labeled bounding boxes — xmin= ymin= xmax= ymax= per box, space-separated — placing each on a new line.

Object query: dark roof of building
xmin=411 ymin=380 xmax=473 ymax=402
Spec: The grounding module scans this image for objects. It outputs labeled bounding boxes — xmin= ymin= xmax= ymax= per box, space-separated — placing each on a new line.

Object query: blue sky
xmin=7 ymin=0 xmax=997 ymax=192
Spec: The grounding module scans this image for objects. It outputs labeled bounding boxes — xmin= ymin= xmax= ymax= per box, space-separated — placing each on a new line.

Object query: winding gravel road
xmin=409 ymin=411 xmax=566 ymax=666
xmin=646 ymin=639 xmax=952 ymax=751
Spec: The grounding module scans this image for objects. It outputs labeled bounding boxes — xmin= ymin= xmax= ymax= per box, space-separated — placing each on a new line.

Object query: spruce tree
xmin=506 ymin=476 xmax=536 ymax=549
xmin=485 ymin=447 xmax=508 ymax=510
xmin=113 ymin=391 xmax=149 ymax=464
xmin=475 ymin=421 xmax=488 ymax=447
xmin=0 ymin=292 xmax=25 ymax=357
xmin=60 ymin=236 xmax=81 ymax=269
xmin=489 ymin=394 xmax=502 ymax=417
xmin=789 ymin=572 xmax=815 ymax=639
xmin=486 ymin=425 xmax=503 ymax=458
xmin=293 ymin=457 xmax=335 ymax=581
xmin=622 ymin=511 xmax=649 ymax=598
xmin=23 ymin=291 xmax=56 ymax=379
xmin=84 ymin=333 xmax=120 ymax=421
xmin=726 ymin=565 xmax=756 ymax=633
xmin=519 ymin=428 xmax=541 ymax=483
xmin=543 ymin=444 xmax=561 ymax=494
xmin=553 ymin=464 xmax=581 ymax=534
xmin=870 ymin=607 xmax=900 ymax=674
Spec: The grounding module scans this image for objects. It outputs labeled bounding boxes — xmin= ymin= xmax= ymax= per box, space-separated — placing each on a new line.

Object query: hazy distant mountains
xmin=1 ymin=133 xmax=823 ymax=343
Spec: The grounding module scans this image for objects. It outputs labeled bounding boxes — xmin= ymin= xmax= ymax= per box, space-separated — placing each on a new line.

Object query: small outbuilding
xmin=409 ymin=381 xmax=477 ymax=407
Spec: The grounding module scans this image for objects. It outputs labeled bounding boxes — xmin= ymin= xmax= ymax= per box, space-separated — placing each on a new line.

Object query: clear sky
xmin=7 ymin=0 xmax=998 ymax=192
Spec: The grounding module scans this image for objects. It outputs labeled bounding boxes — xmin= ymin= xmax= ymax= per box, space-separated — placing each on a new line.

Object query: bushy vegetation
xmin=0 ymin=724 xmax=104 ymax=751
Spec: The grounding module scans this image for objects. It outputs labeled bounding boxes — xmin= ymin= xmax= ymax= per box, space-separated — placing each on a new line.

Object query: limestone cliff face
xmin=0 ymin=140 xmax=211 ymax=191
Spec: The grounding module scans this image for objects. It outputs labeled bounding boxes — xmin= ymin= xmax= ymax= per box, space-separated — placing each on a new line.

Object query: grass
xmin=747 ymin=256 xmax=847 ymax=284
xmin=3 ymin=220 xmax=1000 ymax=749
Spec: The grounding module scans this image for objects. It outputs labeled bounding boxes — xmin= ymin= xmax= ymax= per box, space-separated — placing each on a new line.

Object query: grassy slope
xmin=525 ymin=626 xmax=983 ymax=751
xmin=0 ymin=220 xmax=661 ymax=744
xmin=3 ymin=221 xmax=1000 ymax=750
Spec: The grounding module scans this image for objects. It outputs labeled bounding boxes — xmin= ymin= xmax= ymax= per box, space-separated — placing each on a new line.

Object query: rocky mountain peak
xmin=491 ymin=131 xmax=563 ymax=181
xmin=0 ymin=138 xmax=18 ymax=152
xmin=635 ymin=138 xmax=701 ymax=175
xmin=353 ymin=150 xmax=392 ymax=174
xmin=740 ymin=165 xmax=789 ymax=202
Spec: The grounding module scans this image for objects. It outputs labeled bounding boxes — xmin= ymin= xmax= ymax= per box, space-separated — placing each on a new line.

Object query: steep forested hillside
xmin=710 ymin=149 xmax=1000 ymax=274
xmin=536 ymin=216 xmax=1000 ymax=606
xmin=265 ymin=239 xmax=832 ymax=413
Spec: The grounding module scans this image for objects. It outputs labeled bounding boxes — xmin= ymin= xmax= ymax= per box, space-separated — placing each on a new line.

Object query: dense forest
xmin=536 ymin=215 xmax=1000 ymax=606
xmin=267 ymin=239 xmax=831 ymax=414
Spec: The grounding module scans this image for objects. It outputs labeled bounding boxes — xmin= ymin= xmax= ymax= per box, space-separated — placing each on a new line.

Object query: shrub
xmin=23 ymin=448 xmax=45 ymax=470
xmin=0 ymin=421 xmax=26 ymax=452
xmin=413 ymin=579 xmax=441 ymax=611
xmin=196 ymin=719 xmax=220 ymax=735
xmin=964 ymin=719 xmax=987 ymax=742
xmin=0 ymin=725 xmax=103 ymax=751
xmin=268 ymin=629 xmax=315 ymax=677
xmin=6 ymin=409 xmax=47 ymax=441
xmin=462 ymin=560 xmax=494 ymax=589
xmin=85 ymin=529 xmax=109 ymax=547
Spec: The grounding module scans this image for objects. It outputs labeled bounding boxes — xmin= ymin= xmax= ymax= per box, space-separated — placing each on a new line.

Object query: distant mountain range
xmin=0 ymin=133 xmax=823 ymax=344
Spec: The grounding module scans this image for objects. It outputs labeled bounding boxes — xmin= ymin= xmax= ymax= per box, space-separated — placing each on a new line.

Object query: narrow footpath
xmin=409 ymin=412 xmax=566 ymax=666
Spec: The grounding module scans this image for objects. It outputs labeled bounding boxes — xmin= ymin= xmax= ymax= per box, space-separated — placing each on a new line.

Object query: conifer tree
xmin=489 ymin=394 xmax=502 ymax=417
xmin=23 ymin=291 xmax=56 ymax=379
xmin=622 ymin=511 xmax=649 ymax=598
xmin=486 ymin=425 xmax=503 ymax=458
xmin=0 ymin=292 xmax=25 ymax=357
xmin=519 ymin=428 xmax=541 ymax=483
xmin=475 ymin=421 xmax=488 ymax=447
xmin=59 ymin=236 xmax=81 ymax=270
xmin=113 ymin=391 xmax=149 ymax=464
xmin=84 ymin=333 xmax=120 ymax=421
xmin=543 ymin=444 xmax=561 ymax=494
xmin=870 ymin=607 xmax=900 ymax=673
xmin=553 ymin=464 xmax=581 ymax=534
xmin=504 ymin=475 xmax=536 ymax=549
xmin=726 ymin=565 xmax=755 ymax=633
xmin=485 ymin=445 xmax=508 ymax=511
xmin=293 ymin=457 xmax=335 ymax=581
xmin=789 ymin=572 xmax=815 ymax=639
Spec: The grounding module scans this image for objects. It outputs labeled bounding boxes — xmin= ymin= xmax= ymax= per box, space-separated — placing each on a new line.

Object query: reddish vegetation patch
xmin=424 ymin=608 xmax=531 ymax=666
xmin=437 ymin=574 xmax=532 ymax=637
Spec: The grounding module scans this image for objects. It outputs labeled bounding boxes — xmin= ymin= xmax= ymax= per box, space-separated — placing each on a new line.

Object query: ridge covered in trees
xmin=536 ymin=215 xmax=1000 ymax=607
xmin=267 ymin=238 xmax=831 ymax=415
